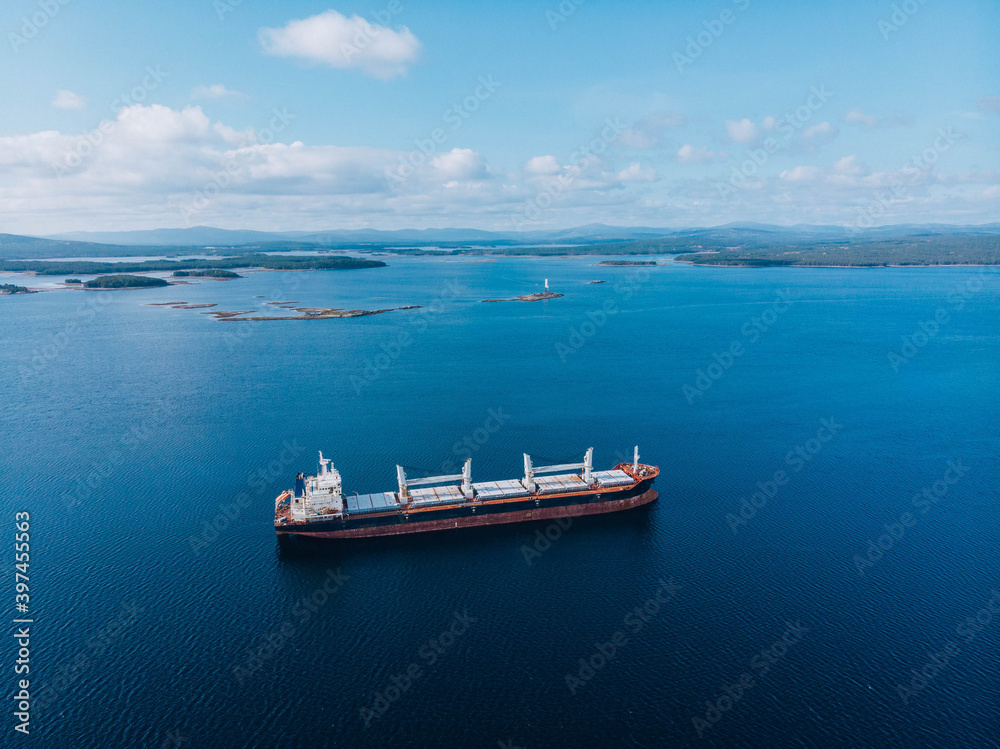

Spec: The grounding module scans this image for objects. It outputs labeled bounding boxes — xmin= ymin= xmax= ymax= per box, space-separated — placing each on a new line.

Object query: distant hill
xmin=43 ymin=222 xmax=1000 ymax=248
xmin=1 ymin=223 xmax=997 ymax=262
xmin=44 ymin=223 xmax=682 ymax=247
xmin=48 ymin=226 xmax=294 ymax=246
xmin=0 ymin=233 xmax=160 ymax=260
xmin=295 ymin=228 xmax=506 ymax=245
xmin=0 ymin=233 xmax=364 ymax=261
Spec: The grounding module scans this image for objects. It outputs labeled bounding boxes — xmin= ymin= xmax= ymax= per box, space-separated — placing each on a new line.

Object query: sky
xmin=1 ymin=0 xmax=998 ymax=234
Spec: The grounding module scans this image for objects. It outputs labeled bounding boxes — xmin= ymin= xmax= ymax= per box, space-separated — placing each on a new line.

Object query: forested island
xmin=678 ymin=236 xmax=1000 ymax=267
xmin=172 ymin=269 xmax=242 ymax=279
xmin=0 ymin=254 xmax=386 ymax=276
xmin=598 ymin=260 xmax=657 ymax=266
xmin=0 ymin=283 xmax=32 ymax=294
xmin=83 ymin=275 xmax=170 ymax=289
xmin=1 ymin=228 xmax=997 ymax=272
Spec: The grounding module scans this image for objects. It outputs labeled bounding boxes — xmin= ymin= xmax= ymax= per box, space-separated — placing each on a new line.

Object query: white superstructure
xmin=290 ymin=452 xmax=345 ymax=520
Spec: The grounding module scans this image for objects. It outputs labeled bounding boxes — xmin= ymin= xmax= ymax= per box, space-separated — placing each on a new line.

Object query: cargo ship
xmin=274 ymin=447 xmax=658 ymax=539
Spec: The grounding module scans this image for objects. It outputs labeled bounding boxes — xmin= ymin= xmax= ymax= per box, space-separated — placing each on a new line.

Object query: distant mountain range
xmin=0 ymin=222 xmax=997 ymax=261
xmin=44 ymin=223 xmax=677 ymax=246
xmin=44 ymin=222 xmax=1000 ymax=248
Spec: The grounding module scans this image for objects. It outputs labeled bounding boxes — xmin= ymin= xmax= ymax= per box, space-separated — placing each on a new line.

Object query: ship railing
xmin=619 ymin=462 xmax=655 ymax=480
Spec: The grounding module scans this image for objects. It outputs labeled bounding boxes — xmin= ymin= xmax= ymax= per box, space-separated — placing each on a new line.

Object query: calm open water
xmin=1 ymin=257 xmax=998 ymax=748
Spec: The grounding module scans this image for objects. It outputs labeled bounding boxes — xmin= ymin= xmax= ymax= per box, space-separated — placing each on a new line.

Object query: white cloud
xmin=726 ymin=118 xmax=759 ymax=143
xmin=52 ymin=90 xmax=86 ymax=110
xmin=524 ymin=155 xmax=562 ymax=175
xmin=619 ymin=111 xmax=685 ymax=149
xmin=773 ymin=157 xmax=950 ymax=192
xmin=0 ymin=104 xmax=514 ymax=231
xmin=2 ymin=103 xmax=996 ymax=233
xmin=191 ymin=84 xmax=247 ymax=101
xmin=802 ymin=121 xmax=839 ymax=143
xmin=114 ymin=104 xmax=217 ymax=143
xmin=430 ymin=148 xmax=489 ymax=181
xmin=676 ymin=144 xmax=726 ymax=164
xmin=618 ymin=129 xmax=657 ymax=150
xmin=780 ymin=165 xmax=823 ymax=182
xmin=833 ymin=155 xmax=867 ymax=176
xmin=617 ymin=162 xmax=656 ymax=183
xmin=259 ymin=10 xmax=421 ymax=79
xmin=934 ymin=169 xmax=1000 ymax=186
xmin=844 ymin=110 xmax=880 ymax=129
xmin=978 ymin=96 xmax=1000 ymax=113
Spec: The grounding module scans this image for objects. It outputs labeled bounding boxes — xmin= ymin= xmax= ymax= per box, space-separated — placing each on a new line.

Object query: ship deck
xmin=275 ymin=462 xmax=658 ymax=528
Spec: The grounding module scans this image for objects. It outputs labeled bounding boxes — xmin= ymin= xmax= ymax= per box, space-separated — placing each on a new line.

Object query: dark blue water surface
xmin=1 ymin=257 xmax=998 ymax=748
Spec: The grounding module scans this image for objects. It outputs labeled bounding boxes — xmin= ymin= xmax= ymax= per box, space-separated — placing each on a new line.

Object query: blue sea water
xmin=1 ymin=256 xmax=998 ymax=748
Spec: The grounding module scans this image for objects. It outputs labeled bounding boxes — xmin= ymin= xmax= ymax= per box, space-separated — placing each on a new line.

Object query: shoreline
xmin=672 ymin=257 xmax=999 ymax=269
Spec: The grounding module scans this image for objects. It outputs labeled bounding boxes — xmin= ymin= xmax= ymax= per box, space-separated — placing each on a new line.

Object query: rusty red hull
xmin=278 ymin=488 xmax=658 ymax=539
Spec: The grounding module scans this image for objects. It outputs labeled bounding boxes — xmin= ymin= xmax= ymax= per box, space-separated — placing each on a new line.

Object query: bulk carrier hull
xmin=275 ymin=449 xmax=658 ymax=540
